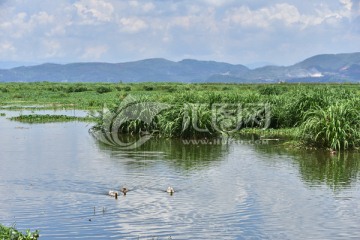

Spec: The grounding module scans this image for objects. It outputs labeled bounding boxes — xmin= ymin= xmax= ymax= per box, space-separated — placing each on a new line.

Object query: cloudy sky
xmin=0 ymin=0 xmax=359 ymax=66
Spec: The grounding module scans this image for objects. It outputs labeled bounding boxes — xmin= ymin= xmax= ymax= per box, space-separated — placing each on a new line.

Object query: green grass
xmin=2 ymin=82 xmax=360 ymax=150
xmin=9 ymin=114 xmax=96 ymax=123
xmin=0 ymin=224 xmax=39 ymax=240
xmin=300 ymin=101 xmax=360 ymax=151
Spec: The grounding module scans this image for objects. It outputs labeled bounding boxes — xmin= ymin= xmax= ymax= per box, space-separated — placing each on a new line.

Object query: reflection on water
xmin=297 ymin=152 xmax=360 ymax=190
xmin=96 ymin=138 xmax=229 ymax=171
xmin=254 ymin=144 xmax=360 ymax=191
xmin=1 ymin=110 xmax=360 ymax=239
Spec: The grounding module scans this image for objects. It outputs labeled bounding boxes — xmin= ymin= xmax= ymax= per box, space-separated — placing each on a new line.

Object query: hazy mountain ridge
xmin=0 ymin=53 xmax=359 ymax=83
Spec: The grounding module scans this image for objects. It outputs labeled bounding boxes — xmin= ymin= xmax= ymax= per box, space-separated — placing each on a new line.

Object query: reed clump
xmin=300 ymin=101 xmax=360 ymax=151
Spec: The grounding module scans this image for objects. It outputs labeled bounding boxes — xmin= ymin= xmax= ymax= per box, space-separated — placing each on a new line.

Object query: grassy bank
xmin=0 ymin=224 xmax=39 ymax=240
xmin=9 ymin=114 xmax=95 ymax=123
xmin=1 ymin=82 xmax=360 ymax=150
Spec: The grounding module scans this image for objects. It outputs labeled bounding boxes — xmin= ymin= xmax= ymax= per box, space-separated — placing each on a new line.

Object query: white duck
xmin=108 ymin=190 xmax=119 ymax=199
xmin=167 ymin=186 xmax=175 ymax=195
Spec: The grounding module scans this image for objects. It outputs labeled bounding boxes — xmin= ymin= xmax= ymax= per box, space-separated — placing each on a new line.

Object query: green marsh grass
xmin=2 ymin=82 xmax=360 ymax=150
xmin=300 ymin=101 xmax=360 ymax=151
xmin=0 ymin=224 xmax=39 ymax=240
xmin=10 ymin=114 xmax=95 ymax=123
xmin=156 ymin=103 xmax=217 ymax=138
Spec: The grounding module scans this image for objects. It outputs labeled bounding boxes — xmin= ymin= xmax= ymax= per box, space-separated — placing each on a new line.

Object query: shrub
xmin=300 ymin=101 xmax=360 ymax=151
xmin=73 ymin=85 xmax=88 ymax=92
xmin=66 ymin=86 xmax=74 ymax=93
xmin=1 ymin=87 xmax=9 ymax=93
xmin=96 ymin=86 xmax=112 ymax=94
xmin=143 ymin=85 xmax=154 ymax=91
xmin=66 ymin=85 xmax=88 ymax=93
xmin=115 ymin=86 xmax=131 ymax=91
xmin=258 ymin=85 xmax=284 ymax=95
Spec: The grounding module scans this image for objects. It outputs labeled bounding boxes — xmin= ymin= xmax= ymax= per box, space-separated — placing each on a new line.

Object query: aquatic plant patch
xmin=9 ymin=114 xmax=95 ymax=123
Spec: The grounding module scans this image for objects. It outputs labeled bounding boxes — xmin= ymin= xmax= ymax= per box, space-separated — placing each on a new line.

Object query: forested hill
xmin=0 ymin=52 xmax=359 ymax=83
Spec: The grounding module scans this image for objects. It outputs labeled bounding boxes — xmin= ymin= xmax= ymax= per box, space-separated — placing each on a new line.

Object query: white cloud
xmin=81 ymin=45 xmax=108 ymax=59
xmin=42 ymin=39 xmax=61 ymax=58
xmin=30 ymin=11 xmax=54 ymax=25
xmin=340 ymin=0 xmax=353 ymax=11
xmin=224 ymin=3 xmax=347 ymax=29
xmin=118 ymin=17 xmax=147 ymax=33
xmin=200 ymin=0 xmax=235 ymax=7
xmin=172 ymin=16 xmax=191 ymax=29
xmin=163 ymin=6 xmax=218 ymax=34
xmin=349 ymin=0 xmax=360 ymax=16
xmin=0 ymin=41 xmax=15 ymax=54
xmin=143 ymin=2 xmax=155 ymax=12
xmin=0 ymin=0 xmax=358 ymax=65
xmin=46 ymin=25 xmax=66 ymax=37
xmin=129 ymin=0 xmax=139 ymax=8
xmin=129 ymin=1 xmax=155 ymax=12
xmin=4 ymin=12 xmax=30 ymax=38
xmin=338 ymin=0 xmax=360 ymax=19
xmin=0 ymin=11 xmax=54 ymax=39
xmin=74 ymin=0 xmax=114 ymax=24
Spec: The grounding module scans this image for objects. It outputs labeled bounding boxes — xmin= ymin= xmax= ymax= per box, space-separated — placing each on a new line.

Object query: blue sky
xmin=0 ymin=0 xmax=359 ymax=66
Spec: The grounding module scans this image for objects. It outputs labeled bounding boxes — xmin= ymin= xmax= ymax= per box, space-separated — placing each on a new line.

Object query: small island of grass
xmin=9 ymin=114 xmax=96 ymax=124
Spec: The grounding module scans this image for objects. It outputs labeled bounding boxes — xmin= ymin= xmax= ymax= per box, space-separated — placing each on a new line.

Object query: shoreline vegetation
xmin=0 ymin=224 xmax=39 ymax=240
xmin=9 ymin=114 xmax=95 ymax=123
xmin=1 ymin=82 xmax=360 ymax=151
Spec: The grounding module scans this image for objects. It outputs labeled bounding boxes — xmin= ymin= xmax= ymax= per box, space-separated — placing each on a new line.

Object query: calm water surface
xmin=1 ymin=110 xmax=360 ymax=239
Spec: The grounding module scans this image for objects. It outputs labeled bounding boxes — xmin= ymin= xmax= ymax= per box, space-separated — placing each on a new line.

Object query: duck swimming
xmin=167 ymin=186 xmax=174 ymax=195
xmin=120 ymin=187 xmax=128 ymax=196
xmin=108 ymin=190 xmax=118 ymax=199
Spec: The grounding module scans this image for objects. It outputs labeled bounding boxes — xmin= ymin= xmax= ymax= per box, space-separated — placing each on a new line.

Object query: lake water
xmin=1 ymin=110 xmax=360 ymax=239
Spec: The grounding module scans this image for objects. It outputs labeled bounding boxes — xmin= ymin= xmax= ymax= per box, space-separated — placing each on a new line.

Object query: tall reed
xmin=300 ymin=101 xmax=360 ymax=151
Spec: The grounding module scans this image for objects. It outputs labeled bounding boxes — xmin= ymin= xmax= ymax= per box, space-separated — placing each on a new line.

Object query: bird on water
xmin=108 ymin=190 xmax=118 ymax=199
xmin=167 ymin=186 xmax=174 ymax=195
xmin=120 ymin=187 xmax=128 ymax=196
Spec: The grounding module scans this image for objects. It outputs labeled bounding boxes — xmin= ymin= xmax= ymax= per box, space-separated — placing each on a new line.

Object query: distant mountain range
xmin=0 ymin=52 xmax=359 ymax=83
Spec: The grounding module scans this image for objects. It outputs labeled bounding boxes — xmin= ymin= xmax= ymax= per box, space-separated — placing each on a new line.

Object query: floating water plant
xmin=9 ymin=114 xmax=95 ymax=123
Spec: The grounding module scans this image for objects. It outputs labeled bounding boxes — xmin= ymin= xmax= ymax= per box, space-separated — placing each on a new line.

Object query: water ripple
xmin=1 ymin=113 xmax=360 ymax=239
